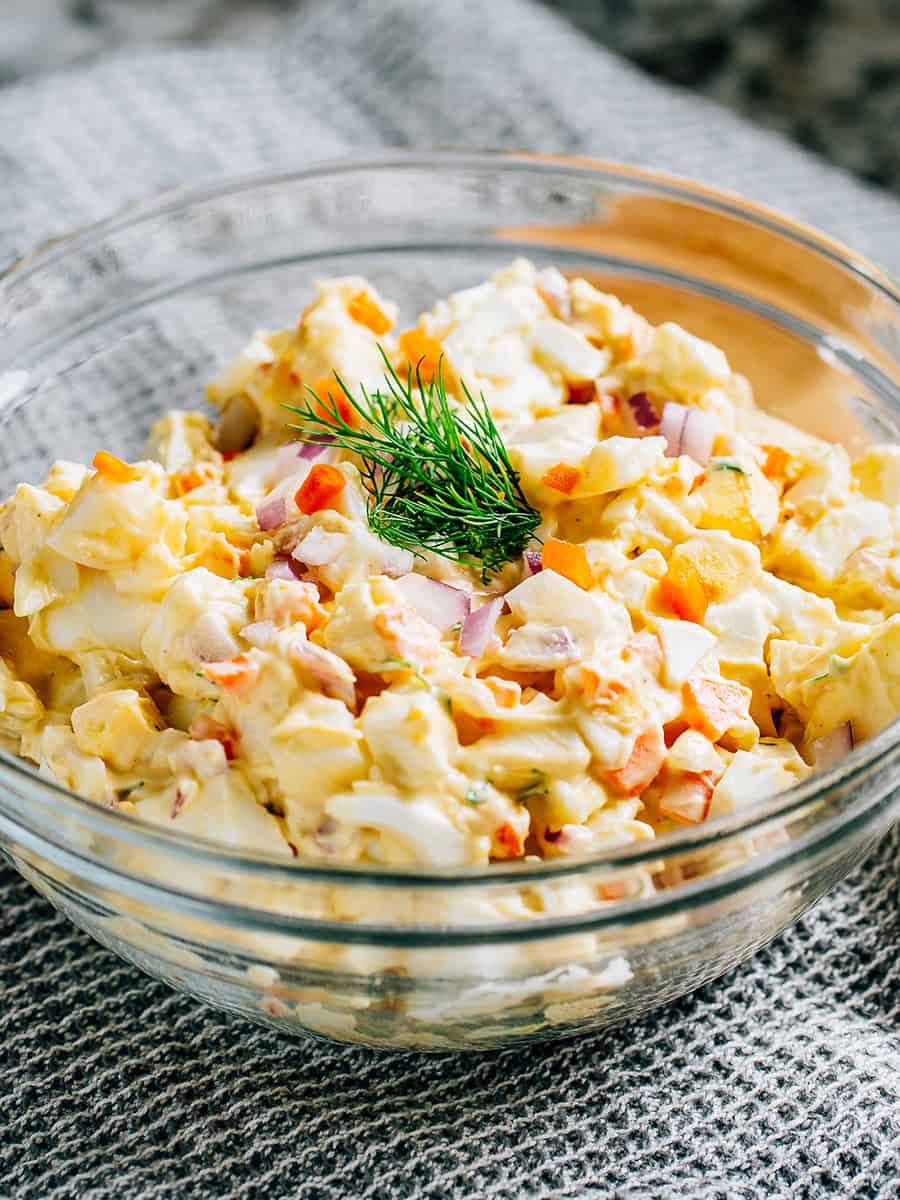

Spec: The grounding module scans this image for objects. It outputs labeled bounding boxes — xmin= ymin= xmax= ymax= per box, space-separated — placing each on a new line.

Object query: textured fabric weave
xmin=1 ymin=2 xmax=899 ymax=1196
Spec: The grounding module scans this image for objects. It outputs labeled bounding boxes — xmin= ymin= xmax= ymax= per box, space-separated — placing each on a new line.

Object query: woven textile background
xmin=1 ymin=1 xmax=899 ymax=1196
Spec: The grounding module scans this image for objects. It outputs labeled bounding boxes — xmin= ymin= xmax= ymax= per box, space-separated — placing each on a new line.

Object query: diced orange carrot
xmin=624 ymin=630 xmax=663 ymax=674
xmin=682 ymin=674 xmax=749 ymax=742
xmin=658 ymin=772 xmax=714 ymax=824
xmin=580 ymin=667 xmax=626 ymax=707
xmin=295 ymin=463 xmax=346 ymax=515
xmin=347 ymin=290 xmax=393 ymax=336
xmin=374 ymin=606 xmax=440 ymax=662
xmin=172 ymin=462 xmax=217 ymax=496
xmin=92 ymin=450 xmax=138 ymax=484
xmin=762 ymin=445 xmax=791 ymax=479
xmin=189 ymin=713 xmax=240 ymax=760
xmin=202 ymin=654 xmax=260 ymax=694
xmin=598 ymin=878 xmax=635 ymax=901
xmin=492 ymin=822 xmax=525 ymax=859
xmin=659 ymin=558 xmax=709 ymax=624
xmin=542 ymin=463 xmax=581 ymax=494
xmin=311 ymin=377 xmax=355 ymax=428
xmin=605 ymin=724 xmax=666 ymax=796
xmin=398 ymin=329 xmax=444 ymax=387
xmin=542 ymin=538 xmax=593 ymax=590
xmin=263 ymin=579 xmax=327 ymax=631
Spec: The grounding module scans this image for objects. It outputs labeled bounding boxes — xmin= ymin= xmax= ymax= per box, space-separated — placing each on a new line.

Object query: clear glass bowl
xmin=1 ymin=153 xmax=899 ymax=1051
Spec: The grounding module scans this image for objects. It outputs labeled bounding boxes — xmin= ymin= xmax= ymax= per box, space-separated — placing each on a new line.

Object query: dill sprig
xmin=285 ymin=351 xmax=541 ymax=581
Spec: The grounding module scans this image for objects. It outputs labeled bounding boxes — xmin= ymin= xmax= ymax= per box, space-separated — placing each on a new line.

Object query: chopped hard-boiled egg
xmin=0 ymin=259 xmax=897 ymax=891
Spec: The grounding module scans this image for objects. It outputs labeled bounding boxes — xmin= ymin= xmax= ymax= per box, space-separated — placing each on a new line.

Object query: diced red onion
xmin=523 ymin=549 xmax=543 ymax=575
xmin=377 ymin=541 xmax=415 ymax=578
xmin=274 ymin=442 xmax=302 ymax=479
xmin=290 ymin=639 xmax=356 ymax=708
xmin=395 ymin=573 xmax=471 ymax=633
xmin=189 ymin=612 xmax=241 ymax=663
xmin=660 ymin=401 xmax=717 ymax=465
xmin=625 ymin=391 xmax=659 ymax=431
xmin=241 ymin=620 xmax=276 ymax=648
xmin=266 ymin=558 xmax=301 ymax=581
xmin=291 ymin=527 xmax=346 ymax=567
xmin=682 ymin=409 xmax=718 ymax=466
xmin=812 ymin=722 xmax=854 ymax=769
xmin=299 ymin=436 xmax=336 ymax=460
xmin=458 ymin=597 xmax=504 ymax=658
xmin=274 ymin=440 xmax=336 ymax=482
xmin=256 ymin=494 xmax=287 ymax=531
xmin=660 ymin=401 xmax=690 ymax=458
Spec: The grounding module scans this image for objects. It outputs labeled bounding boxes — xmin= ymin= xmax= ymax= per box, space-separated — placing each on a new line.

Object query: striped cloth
xmin=1 ymin=2 xmax=899 ymax=1196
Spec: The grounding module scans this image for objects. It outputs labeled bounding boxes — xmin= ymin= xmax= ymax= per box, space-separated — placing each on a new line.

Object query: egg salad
xmin=1 ymin=259 xmax=897 ymax=874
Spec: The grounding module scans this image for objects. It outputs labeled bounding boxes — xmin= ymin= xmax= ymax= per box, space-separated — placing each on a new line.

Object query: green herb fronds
xmin=515 ymin=769 xmax=549 ymax=804
xmin=712 ymin=461 xmax=747 ymax=475
xmin=805 ymin=653 xmax=853 ymax=686
xmin=379 ymin=655 xmax=429 ymax=689
xmin=285 ymin=351 xmax=541 ymax=582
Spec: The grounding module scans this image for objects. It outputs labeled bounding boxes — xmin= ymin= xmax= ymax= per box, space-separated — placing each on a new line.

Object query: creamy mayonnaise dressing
xmin=2 ymin=260 xmax=897 ymax=879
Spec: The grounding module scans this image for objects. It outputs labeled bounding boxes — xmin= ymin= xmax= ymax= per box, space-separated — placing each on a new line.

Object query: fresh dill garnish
xmin=379 ymin=655 xmax=429 ymax=689
xmin=805 ymin=654 xmax=853 ymax=686
xmin=712 ymin=461 xmax=747 ymax=475
xmin=515 ymin=769 xmax=549 ymax=804
xmin=285 ymin=351 xmax=541 ymax=583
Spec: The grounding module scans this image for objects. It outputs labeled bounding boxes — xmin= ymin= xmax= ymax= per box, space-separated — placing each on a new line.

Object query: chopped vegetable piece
xmin=492 ymin=821 xmax=525 ymax=858
xmin=762 ymin=445 xmax=791 ymax=478
xmin=523 ymin=549 xmax=543 ymax=575
xmin=295 ymin=463 xmax=346 ymax=515
xmin=682 ymin=674 xmax=750 ymax=742
xmin=542 ymin=463 xmax=581 ymax=494
xmin=256 ymin=495 xmax=287 ymax=531
xmin=311 ymin=377 xmax=356 ymax=428
xmin=202 ymin=655 xmax=260 ymax=693
xmin=658 ymin=773 xmax=714 ymax=823
xmin=458 ymin=597 xmax=503 ymax=657
xmin=92 ymin=450 xmax=138 ymax=483
xmin=625 ymin=392 xmax=658 ymax=431
xmin=347 ymin=290 xmax=393 ymax=335
xmin=542 ymin=538 xmax=592 ymax=590
xmin=189 ymin=713 xmax=240 ymax=760
xmin=605 ymin=724 xmax=665 ymax=795
xmin=397 ymin=329 xmax=444 ymax=387
xmin=395 ymin=573 xmax=470 ymax=633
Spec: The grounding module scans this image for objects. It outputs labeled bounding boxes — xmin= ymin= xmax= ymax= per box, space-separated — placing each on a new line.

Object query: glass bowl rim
xmin=1 ymin=148 xmax=898 ymax=897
